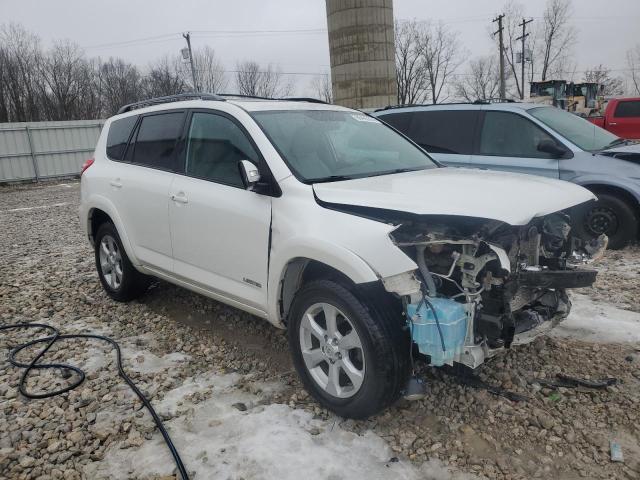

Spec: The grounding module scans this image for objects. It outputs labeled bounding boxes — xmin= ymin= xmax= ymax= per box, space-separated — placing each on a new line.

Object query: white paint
xmin=552 ymin=294 xmax=640 ymax=343
xmin=313 ymin=167 xmax=595 ymax=226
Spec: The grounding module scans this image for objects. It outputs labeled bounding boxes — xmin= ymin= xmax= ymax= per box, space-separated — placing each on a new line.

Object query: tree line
xmin=394 ymin=0 xmax=640 ymax=105
xmin=0 ymin=23 xmax=293 ymax=123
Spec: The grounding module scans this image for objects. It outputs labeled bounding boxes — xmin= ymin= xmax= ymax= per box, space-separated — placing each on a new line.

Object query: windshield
xmin=528 ymin=106 xmax=620 ymax=151
xmin=251 ymin=110 xmax=437 ymax=182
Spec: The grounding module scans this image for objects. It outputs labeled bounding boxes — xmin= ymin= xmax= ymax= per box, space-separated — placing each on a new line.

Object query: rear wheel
xmin=572 ymin=193 xmax=638 ymax=250
xmin=287 ymin=279 xmax=409 ymax=419
xmin=94 ymin=222 xmax=150 ymax=301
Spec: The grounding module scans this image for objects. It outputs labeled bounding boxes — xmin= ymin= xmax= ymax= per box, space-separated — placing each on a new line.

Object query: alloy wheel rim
xmin=299 ymin=302 xmax=365 ymax=399
xmin=99 ymin=235 xmax=123 ymax=290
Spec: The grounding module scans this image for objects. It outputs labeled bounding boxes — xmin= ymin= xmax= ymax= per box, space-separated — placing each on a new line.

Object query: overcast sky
xmin=3 ymin=0 xmax=640 ymax=95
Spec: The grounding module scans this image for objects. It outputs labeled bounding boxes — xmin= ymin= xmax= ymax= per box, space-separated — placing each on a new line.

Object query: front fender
xmin=266 ymin=236 xmax=380 ymax=326
xmin=567 ymin=175 xmax=640 ymax=204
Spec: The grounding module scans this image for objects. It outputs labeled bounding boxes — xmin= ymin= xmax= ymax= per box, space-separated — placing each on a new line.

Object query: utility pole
xmin=182 ymin=32 xmax=198 ymax=92
xmin=516 ymin=18 xmax=533 ymax=100
xmin=493 ymin=14 xmax=506 ymax=101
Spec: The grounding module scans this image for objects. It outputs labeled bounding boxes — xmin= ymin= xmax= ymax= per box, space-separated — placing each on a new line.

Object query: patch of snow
xmin=552 ymin=294 xmax=640 ymax=343
xmin=121 ymin=347 xmax=190 ymax=374
xmin=89 ymin=373 xmax=474 ymax=480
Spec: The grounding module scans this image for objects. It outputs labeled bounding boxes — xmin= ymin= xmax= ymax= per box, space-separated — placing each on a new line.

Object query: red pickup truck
xmin=587 ymin=97 xmax=640 ymax=140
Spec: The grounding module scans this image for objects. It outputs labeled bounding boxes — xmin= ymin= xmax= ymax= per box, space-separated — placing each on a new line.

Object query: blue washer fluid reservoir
xmin=406 ymin=297 xmax=467 ymax=367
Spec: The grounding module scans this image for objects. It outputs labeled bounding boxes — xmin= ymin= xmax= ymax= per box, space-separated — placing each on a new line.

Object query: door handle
xmin=170 ymin=193 xmax=188 ymax=204
xmin=609 ymin=122 xmax=618 ymax=126
xmin=109 ymin=179 xmax=122 ymax=188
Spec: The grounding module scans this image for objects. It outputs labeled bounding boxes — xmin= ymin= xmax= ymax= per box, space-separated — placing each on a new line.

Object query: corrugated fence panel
xmin=0 ymin=120 xmax=104 ymax=182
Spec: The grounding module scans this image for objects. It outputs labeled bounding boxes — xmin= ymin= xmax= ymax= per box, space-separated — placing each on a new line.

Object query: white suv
xmin=80 ymin=93 xmax=603 ymax=418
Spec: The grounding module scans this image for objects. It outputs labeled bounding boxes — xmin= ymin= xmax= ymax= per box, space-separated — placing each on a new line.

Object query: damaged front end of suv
xmin=383 ymin=212 xmax=606 ymax=369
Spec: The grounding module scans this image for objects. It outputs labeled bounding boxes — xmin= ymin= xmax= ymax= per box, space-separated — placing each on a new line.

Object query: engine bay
xmin=389 ymin=212 xmax=606 ymax=368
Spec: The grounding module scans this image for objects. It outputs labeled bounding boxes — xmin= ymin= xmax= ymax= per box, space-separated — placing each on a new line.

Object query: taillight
xmin=80 ymin=158 xmax=95 ymax=176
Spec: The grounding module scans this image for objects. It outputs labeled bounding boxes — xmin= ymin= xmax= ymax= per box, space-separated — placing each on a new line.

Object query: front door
xmin=471 ymin=110 xmax=561 ymax=179
xmin=610 ymin=100 xmax=640 ymax=140
xmin=169 ymin=111 xmax=272 ymax=310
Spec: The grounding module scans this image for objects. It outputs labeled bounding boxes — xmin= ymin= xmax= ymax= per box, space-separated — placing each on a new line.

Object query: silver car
xmin=374 ymin=102 xmax=640 ymax=249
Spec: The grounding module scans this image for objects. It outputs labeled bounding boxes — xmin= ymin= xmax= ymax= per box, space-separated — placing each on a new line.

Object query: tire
xmin=287 ymin=279 xmax=410 ymax=419
xmin=572 ymin=193 xmax=638 ymax=250
xmin=94 ymin=222 xmax=150 ymax=302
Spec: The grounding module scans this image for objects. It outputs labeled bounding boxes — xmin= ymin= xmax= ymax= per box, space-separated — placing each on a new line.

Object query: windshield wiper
xmin=602 ymin=138 xmax=629 ymax=150
xmin=306 ymin=174 xmax=359 ymax=184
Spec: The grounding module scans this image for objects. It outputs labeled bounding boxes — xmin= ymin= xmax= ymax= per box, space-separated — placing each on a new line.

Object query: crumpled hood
xmin=313 ymin=167 xmax=595 ymax=226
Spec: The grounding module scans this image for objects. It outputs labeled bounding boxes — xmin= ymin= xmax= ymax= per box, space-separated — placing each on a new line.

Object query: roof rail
xmin=280 ymin=97 xmax=328 ymax=104
xmin=219 ymin=93 xmax=328 ymax=104
xmin=117 ymin=93 xmax=226 ymax=114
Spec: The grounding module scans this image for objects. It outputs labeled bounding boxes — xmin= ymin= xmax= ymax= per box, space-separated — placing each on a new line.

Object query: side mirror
xmin=537 ymin=139 xmax=568 ymax=158
xmin=238 ymin=160 xmax=261 ymax=189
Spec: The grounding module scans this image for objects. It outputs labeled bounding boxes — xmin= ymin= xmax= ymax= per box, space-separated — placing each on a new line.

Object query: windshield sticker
xmin=351 ymin=114 xmax=379 ymax=123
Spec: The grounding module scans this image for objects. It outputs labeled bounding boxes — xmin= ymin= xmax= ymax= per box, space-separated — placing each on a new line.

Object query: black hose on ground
xmin=0 ymin=322 xmax=190 ymax=480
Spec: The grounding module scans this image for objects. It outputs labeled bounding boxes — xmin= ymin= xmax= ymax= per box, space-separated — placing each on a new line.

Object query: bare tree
xmin=454 ymin=56 xmax=501 ymax=102
xmin=418 ymin=22 xmax=463 ymax=104
xmin=38 ymin=41 xmax=101 ymax=120
xmin=143 ymin=56 xmax=186 ymax=98
xmin=395 ymin=20 xmax=428 ymax=105
xmin=539 ymin=0 xmax=576 ymax=81
xmin=97 ymin=58 xmax=143 ymax=116
xmin=235 ymin=61 xmax=292 ymax=98
xmin=0 ymin=23 xmax=45 ymax=122
xmin=627 ymin=45 xmax=640 ymax=95
xmin=310 ymin=74 xmax=333 ymax=103
xmin=188 ymin=46 xmax=227 ymax=93
xmin=584 ymin=65 xmax=624 ymax=96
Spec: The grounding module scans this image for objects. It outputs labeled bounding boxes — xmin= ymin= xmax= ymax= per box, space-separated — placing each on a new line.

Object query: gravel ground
xmin=1 ymin=180 xmax=639 ymax=480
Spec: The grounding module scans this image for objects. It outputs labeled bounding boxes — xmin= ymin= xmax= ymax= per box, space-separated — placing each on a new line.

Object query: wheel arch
xmin=581 ymin=183 xmax=640 ymax=211
xmin=84 ymin=196 xmax=139 ymax=266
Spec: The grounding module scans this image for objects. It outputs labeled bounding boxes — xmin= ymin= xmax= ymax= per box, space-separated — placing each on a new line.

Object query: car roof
xmin=374 ymin=102 xmax=541 ymax=115
xmin=109 ymin=96 xmax=354 ymax=122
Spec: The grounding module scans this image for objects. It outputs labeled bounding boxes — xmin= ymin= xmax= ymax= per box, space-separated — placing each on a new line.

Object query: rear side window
xmin=378 ymin=112 xmax=414 ymax=134
xmin=614 ymin=100 xmax=640 ymax=118
xmin=131 ymin=112 xmax=185 ymax=170
xmin=408 ymin=111 xmax=478 ymax=154
xmin=106 ymin=116 xmax=137 ymax=160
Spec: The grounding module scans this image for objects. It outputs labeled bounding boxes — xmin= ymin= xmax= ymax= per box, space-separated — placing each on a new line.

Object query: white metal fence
xmin=0 ymin=120 xmax=104 ymax=183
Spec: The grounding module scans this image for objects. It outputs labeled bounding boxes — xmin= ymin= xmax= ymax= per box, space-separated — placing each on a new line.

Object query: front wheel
xmin=572 ymin=193 xmax=638 ymax=250
xmin=287 ymin=280 xmax=409 ymax=419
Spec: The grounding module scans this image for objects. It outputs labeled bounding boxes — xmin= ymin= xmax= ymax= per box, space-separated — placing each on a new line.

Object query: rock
xmin=19 ymin=455 xmax=36 ymax=468
xmin=231 ymin=402 xmax=247 ymax=412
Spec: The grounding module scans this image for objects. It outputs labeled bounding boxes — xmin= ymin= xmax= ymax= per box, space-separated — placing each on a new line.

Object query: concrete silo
xmin=325 ymin=0 xmax=397 ymax=109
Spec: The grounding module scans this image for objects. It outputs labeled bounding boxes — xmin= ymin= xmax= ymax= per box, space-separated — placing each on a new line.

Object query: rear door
xmin=609 ymin=100 xmax=640 ymax=140
xmin=381 ymin=109 xmax=478 ymax=167
xmin=470 ymin=110 xmax=560 ymax=178
xmin=168 ymin=110 xmax=272 ymax=311
xmin=114 ymin=110 xmax=185 ymax=273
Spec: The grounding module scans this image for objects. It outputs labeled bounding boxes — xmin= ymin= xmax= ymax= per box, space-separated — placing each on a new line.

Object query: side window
xmin=479 ymin=111 xmax=556 ymax=158
xmin=614 ymin=100 xmax=640 ymax=118
xmin=185 ymin=112 xmax=259 ymax=187
xmin=131 ymin=112 xmax=184 ymax=170
xmin=408 ymin=111 xmax=477 ymax=154
xmin=106 ymin=116 xmax=137 ymax=160
xmin=378 ymin=112 xmax=413 ymax=135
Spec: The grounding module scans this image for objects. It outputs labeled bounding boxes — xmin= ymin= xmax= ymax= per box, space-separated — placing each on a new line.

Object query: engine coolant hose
xmin=0 ymin=322 xmax=190 ymax=480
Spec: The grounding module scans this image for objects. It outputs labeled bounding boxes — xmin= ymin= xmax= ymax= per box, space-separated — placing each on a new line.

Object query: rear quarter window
xmin=614 ymin=100 xmax=640 ymax=118
xmin=106 ymin=116 xmax=138 ymax=160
